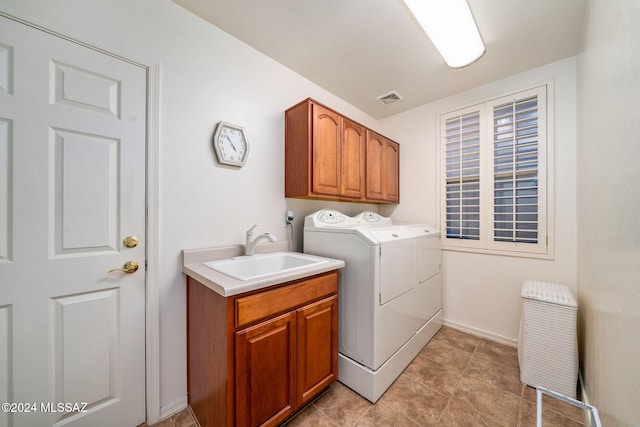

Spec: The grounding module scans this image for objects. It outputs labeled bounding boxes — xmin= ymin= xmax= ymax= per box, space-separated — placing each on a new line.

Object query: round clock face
xmin=213 ymin=122 xmax=249 ymax=167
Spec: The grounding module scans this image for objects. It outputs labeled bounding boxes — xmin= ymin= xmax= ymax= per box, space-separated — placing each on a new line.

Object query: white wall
xmin=0 ymin=0 xmax=382 ymax=416
xmin=380 ymin=58 xmax=578 ymax=345
xmin=577 ymin=1 xmax=640 ymax=425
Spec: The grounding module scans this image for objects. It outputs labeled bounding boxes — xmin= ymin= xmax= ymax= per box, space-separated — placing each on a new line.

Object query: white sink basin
xmin=203 ymin=252 xmax=328 ymax=281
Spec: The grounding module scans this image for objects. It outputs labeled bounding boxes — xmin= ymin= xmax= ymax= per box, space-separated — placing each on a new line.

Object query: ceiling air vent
xmin=375 ymin=90 xmax=404 ymax=105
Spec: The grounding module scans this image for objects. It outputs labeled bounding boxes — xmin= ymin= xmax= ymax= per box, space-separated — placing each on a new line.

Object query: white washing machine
xmin=303 ymin=209 xmax=442 ymax=402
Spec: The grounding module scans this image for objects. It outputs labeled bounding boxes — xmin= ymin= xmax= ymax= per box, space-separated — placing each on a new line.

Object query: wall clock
xmin=212 ymin=121 xmax=250 ymax=167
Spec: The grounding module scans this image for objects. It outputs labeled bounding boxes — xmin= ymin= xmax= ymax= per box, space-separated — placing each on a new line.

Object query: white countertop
xmin=182 ymin=242 xmax=345 ymax=297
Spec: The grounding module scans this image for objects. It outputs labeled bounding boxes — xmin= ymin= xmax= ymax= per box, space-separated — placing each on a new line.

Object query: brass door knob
xmin=123 ymin=236 xmax=139 ymax=248
xmin=108 ymin=261 xmax=139 ymax=274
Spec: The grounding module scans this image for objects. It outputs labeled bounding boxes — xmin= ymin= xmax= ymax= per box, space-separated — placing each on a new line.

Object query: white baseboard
xmin=159 ymin=395 xmax=188 ymax=421
xmin=443 ymin=319 xmax=518 ymax=347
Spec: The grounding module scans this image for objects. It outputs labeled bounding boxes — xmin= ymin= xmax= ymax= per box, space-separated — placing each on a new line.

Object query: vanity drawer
xmin=235 ymin=271 xmax=338 ymax=329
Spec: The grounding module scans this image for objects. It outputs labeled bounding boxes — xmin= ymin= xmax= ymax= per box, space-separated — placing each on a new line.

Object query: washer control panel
xmin=305 ymin=209 xmax=393 ymax=228
xmin=316 ymin=210 xmax=346 ymax=224
xmin=354 ymin=210 xmax=384 ymax=223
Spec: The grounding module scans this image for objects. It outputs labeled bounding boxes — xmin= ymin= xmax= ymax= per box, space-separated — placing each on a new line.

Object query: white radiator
xmin=518 ymin=280 xmax=578 ymax=398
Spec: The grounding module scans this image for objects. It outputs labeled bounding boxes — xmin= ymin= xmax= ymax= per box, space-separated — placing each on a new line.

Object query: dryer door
xmin=408 ymin=226 xmax=441 ymax=283
xmin=369 ymin=229 xmax=417 ymax=305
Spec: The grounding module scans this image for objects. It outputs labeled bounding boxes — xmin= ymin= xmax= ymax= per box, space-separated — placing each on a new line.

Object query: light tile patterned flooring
xmin=149 ymin=327 xmax=585 ymax=427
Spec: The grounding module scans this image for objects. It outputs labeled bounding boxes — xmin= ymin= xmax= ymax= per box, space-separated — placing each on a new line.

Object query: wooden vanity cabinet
xmin=286 ymin=98 xmax=394 ymax=203
xmin=187 ymin=271 xmax=339 ymax=427
xmin=366 ymin=130 xmax=400 ymax=203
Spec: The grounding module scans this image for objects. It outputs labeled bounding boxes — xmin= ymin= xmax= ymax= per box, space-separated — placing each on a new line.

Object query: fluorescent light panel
xmin=403 ymin=0 xmax=485 ymax=68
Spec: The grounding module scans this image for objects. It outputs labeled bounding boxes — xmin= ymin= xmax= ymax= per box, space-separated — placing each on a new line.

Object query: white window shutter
xmin=487 ymin=86 xmax=547 ymax=254
xmin=441 ymin=106 xmax=484 ymax=248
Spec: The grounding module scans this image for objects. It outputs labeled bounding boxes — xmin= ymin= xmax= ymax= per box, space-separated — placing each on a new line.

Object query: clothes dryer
xmin=303 ymin=209 xmax=442 ymax=402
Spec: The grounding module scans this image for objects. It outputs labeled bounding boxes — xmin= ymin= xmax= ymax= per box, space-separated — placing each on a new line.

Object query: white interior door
xmin=0 ymin=16 xmax=147 ymax=427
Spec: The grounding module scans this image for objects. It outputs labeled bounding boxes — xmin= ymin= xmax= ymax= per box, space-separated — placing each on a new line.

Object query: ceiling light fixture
xmin=403 ymin=0 xmax=485 ymax=68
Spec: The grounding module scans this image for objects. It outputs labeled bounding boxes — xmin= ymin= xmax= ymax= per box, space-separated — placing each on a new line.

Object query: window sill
xmin=441 ymin=245 xmax=554 ymax=260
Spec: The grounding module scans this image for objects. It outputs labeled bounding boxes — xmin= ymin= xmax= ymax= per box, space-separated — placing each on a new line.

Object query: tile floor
xmin=144 ymin=406 xmax=198 ymax=427
xmin=149 ymin=327 xmax=585 ymax=427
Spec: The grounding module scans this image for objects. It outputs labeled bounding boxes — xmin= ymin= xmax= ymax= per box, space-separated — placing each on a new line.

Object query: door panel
xmin=51 ymin=60 xmax=121 ymax=117
xmin=297 ymin=296 xmax=338 ymax=406
xmin=0 ymin=16 xmax=146 ymax=427
xmin=312 ymin=103 xmax=340 ymax=196
xmin=383 ymin=141 xmax=400 ymax=202
xmin=365 ymin=131 xmax=384 ymax=200
xmin=0 ymin=304 xmax=9 ymax=425
xmin=53 ymin=128 xmax=120 ymax=254
xmin=236 ymin=312 xmax=296 ymax=427
xmin=52 ymin=290 xmax=119 ymax=407
xmin=341 ymin=119 xmax=365 ymax=199
xmin=0 ymin=118 xmax=9 ymax=261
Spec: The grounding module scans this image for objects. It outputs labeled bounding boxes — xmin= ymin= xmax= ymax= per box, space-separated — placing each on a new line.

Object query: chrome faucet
xmin=245 ymin=224 xmax=277 ymax=256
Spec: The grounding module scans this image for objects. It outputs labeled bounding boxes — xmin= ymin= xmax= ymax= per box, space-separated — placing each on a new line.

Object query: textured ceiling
xmin=172 ymin=0 xmax=587 ymax=119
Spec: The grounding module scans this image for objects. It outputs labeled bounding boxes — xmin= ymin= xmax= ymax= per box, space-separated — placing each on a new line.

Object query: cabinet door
xmin=384 ymin=140 xmax=400 ymax=203
xmin=366 ymin=130 xmax=400 ymax=203
xmin=366 ymin=130 xmax=385 ymax=200
xmin=297 ymin=296 xmax=338 ymax=406
xmin=236 ymin=312 xmax=297 ymax=427
xmin=312 ymin=103 xmax=341 ymax=196
xmin=341 ymin=119 xmax=366 ymax=199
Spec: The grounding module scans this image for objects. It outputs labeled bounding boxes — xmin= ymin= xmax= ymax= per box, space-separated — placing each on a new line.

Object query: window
xmin=440 ymin=85 xmax=551 ymax=257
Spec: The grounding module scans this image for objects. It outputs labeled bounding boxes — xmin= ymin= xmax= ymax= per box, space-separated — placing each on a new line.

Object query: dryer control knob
xmin=318 ymin=210 xmax=346 ymax=224
xmin=362 ymin=211 xmax=382 ymax=222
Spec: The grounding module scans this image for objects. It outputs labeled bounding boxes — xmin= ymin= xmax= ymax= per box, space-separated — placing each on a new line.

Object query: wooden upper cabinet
xmin=285 ymin=98 xmax=398 ymax=204
xmin=366 ymin=130 xmax=400 ymax=203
